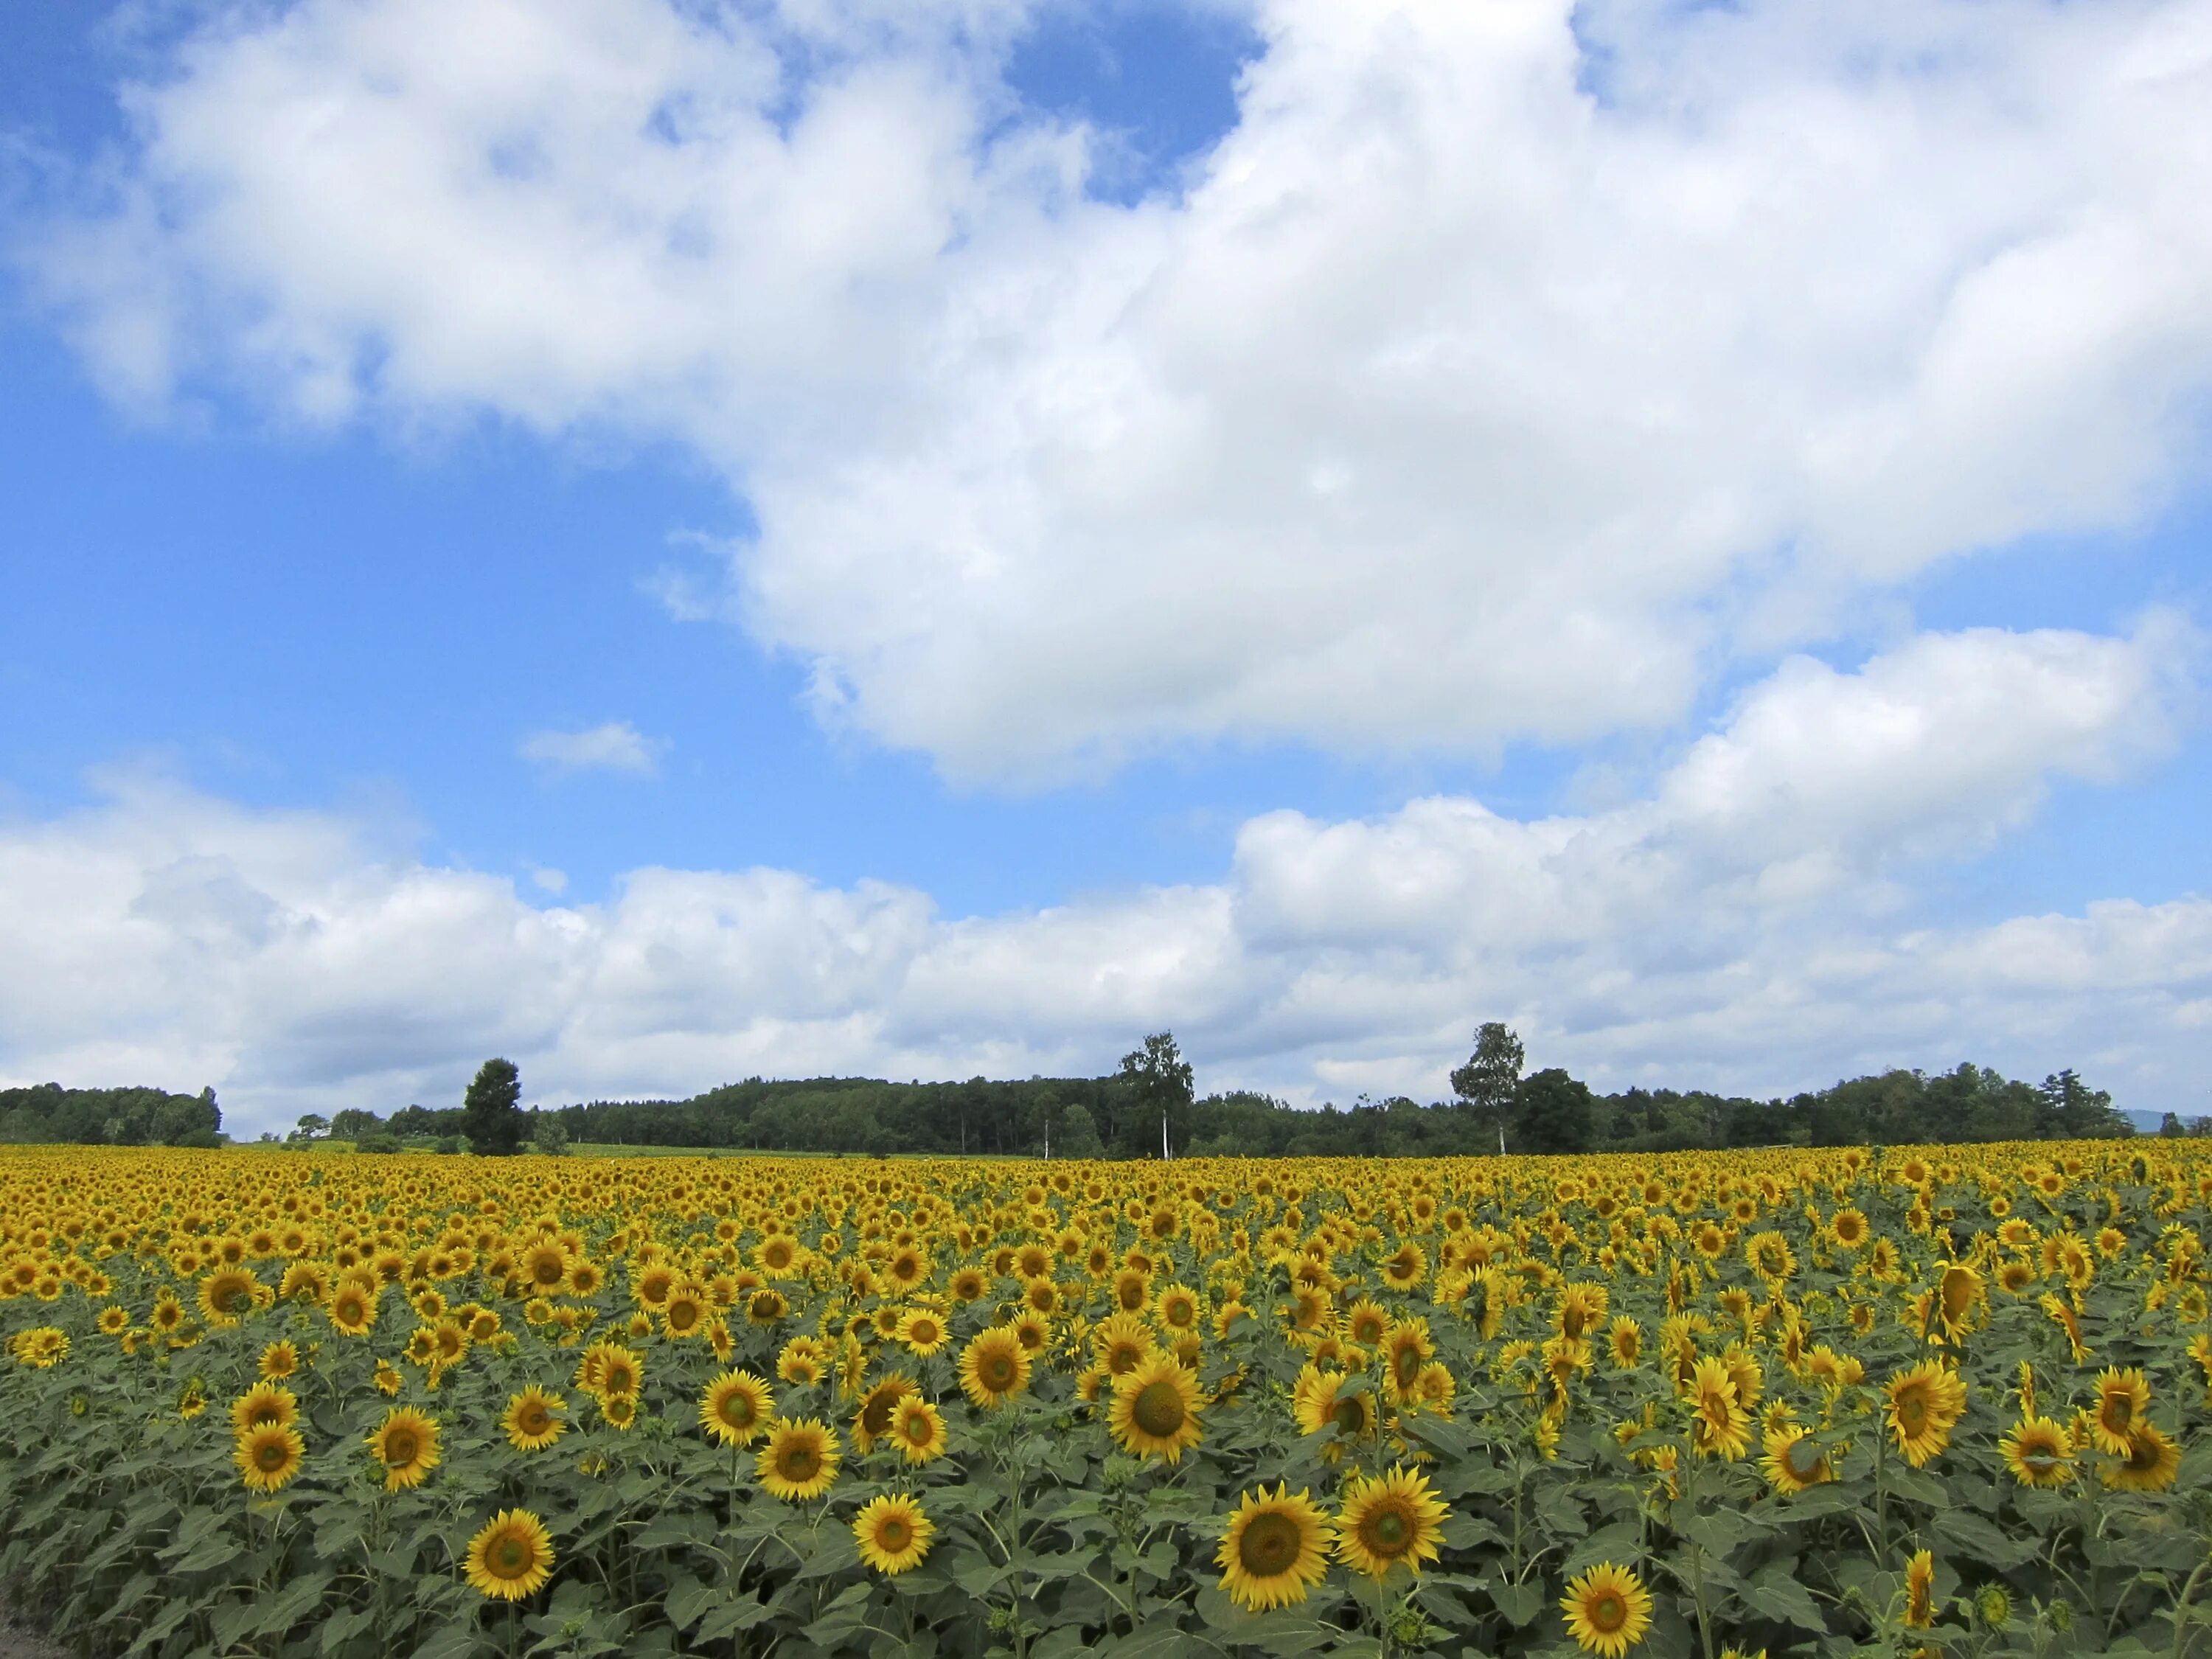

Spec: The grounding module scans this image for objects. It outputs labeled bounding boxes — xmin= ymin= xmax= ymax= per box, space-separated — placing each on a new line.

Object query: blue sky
xmin=2 ymin=0 xmax=2208 ymax=1134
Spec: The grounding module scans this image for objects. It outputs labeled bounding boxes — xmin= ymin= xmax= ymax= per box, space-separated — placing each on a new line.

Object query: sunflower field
xmin=4 ymin=1141 xmax=2212 ymax=1659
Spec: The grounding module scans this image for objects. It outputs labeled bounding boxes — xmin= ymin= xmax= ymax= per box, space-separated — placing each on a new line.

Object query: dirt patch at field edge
xmin=0 ymin=1599 xmax=69 ymax=1659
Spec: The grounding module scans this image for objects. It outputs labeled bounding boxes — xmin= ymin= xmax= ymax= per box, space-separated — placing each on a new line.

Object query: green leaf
xmin=1490 ymin=1579 xmax=1544 ymax=1627
xmin=1099 ymin=1618 xmax=1193 ymax=1658
xmin=804 ymin=1579 xmax=874 ymax=1646
xmin=695 ymin=1592 xmax=780 ymax=1644
xmin=799 ymin=1521 xmax=862 ymax=1579
xmin=662 ymin=1571 xmax=714 ymax=1633
xmin=321 ymin=1608 xmax=375 ymax=1655
xmin=1740 ymin=1562 xmax=1828 ymax=1633
xmin=1930 ymin=1506 xmax=2034 ymax=1567
xmin=1562 ymin=1520 xmax=1644 ymax=1577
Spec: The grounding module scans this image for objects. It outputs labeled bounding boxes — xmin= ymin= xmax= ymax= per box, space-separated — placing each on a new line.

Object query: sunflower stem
xmin=2171 ymin=1557 xmax=2212 ymax=1659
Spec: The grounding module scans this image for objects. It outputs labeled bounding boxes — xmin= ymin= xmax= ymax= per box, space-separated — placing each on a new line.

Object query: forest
xmin=0 ymin=1031 xmax=2174 ymax=1158
xmin=0 ymin=1082 xmax=223 ymax=1147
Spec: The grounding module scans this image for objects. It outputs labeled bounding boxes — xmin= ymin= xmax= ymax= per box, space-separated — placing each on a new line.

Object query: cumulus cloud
xmin=2 ymin=626 xmax=2202 ymax=1134
xmin=518 ymin=721 xmax=666 ymax=776
xmin=19 ymin=0 xmax=2212 ymax=779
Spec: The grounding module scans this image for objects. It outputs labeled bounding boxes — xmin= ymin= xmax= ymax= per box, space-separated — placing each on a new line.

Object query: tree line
xmin=6 ymin=1025 xmax=2194 ymax=1156
xmin=273 ymin=1027 xmax=2171 ymax=1158
xmin=0 ymin=1082 xmax=222 ymax=1148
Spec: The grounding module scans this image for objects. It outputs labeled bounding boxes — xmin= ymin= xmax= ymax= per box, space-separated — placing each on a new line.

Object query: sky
xmin=1 ymin=0 xmax=2208 ymax=1139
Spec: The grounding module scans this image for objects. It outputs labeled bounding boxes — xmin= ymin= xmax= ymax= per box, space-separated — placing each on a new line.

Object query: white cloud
xmin=518 ymin=721 xmax=666 ymax=776
xmin=19 ymin=0 xmax=2212 ymax=780
xmin=2 ymin=627 xmax=2202 ymax=1134
xmin=26 ymin=0 xmax=2212 ymax=783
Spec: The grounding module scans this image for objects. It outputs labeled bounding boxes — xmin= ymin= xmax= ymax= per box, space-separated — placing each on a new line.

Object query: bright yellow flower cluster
xmin=1 ymin=1134 xmax=2206 ymax=1656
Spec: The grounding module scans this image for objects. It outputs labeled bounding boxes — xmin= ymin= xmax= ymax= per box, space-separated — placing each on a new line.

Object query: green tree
xmin=1514 ymin=1067 xmax=1595 ymax=1155
xmin=1057 ymin=1102 xmax=1105 ymax=1159
xmin=2037 ymin=1069 xmax=2129 ymax=1138
xmin=1119 ymin=1032 xmax=1194 ymax=1158
xmin=462 ymin=1058 xmax=526 ymax=1156
xmin=328 ymin=1108 xmax=385 ymax=1141
xmin=1450 ymin=1022 xmax=1525 ymax=1154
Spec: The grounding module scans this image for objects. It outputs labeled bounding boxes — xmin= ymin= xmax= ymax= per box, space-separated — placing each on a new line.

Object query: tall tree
xmin=1057 ymin=1102 xmax=1105 ymax=1159
xmin=1514 ymin=1068 xmax=1596 ymax=1155
xmin=462 ymin=1058 xmax=526 ymax=1156
xmin=1450 ymin=1022 xmax=1525 ymax=1154
xmin=1119 ymin=1032 xmax=1194 ymax=1158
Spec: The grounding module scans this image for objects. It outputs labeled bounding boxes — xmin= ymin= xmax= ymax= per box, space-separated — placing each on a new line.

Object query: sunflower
xmin=577 ymin=1340 xmax=643 ymax=1402
xmin=1557 ymin=1282 xmax=1610 ymax=1340
xmin=1380 ymin=1242 xmax=1427 ymax=1290
xmin=1343 ymin=1298 xmax=1391 ymax=1350
xmin=1996 ymin=1259 xmax=2039 ymax=1296
xmin=757 ymin=1418 xmax=841 ymax=1501
xmin=1607 ymin=1317 xmax=1643 ymax=1369
xmin=520 ymin=1242 xmax=571 ymax=1295
xmin=1686 ymin=1357 xmax=1752 ymax=1461
xmin=259 ymin=1340 xmax=299 ymax=1380
xmin=884 ymin=1397 xmax=945 ymax=1465
xmin=1829 ymin=1208 xmax=1869 ymax=1249
xmin=1934 ymin=1263 xmax=1983 ymax=1340
xmin=896 ymin=1307 xmax=949 ymax=1357
xmin=367 ymin=1408 xmax=441 ymax=1492
xmin=1106 ymin=1267 xmax=1150 ymax=1315
xmin=2041 ymin=1293 xmax=2090 ymax=1361
xmin=1215 ymin=1484 xmax=1331 ymax=1613
xmin=853 ymin=1374 xmax=919 ymax=1453
xmin=1155 ymin=1283 xmax=1202 ymax=1335
xmin=1334 ymin=1465 xmax=1447 ymax=1579
xmin=465 ymin=1509 xmax=554 ymax=1601
xmin=778 ymin=1344 xmax=824 ymax=1386
xmin=198 ymin=1268 xmax=260 ymax=1329
xmin=700 ymin=1369 xmax=774 ymax=1447
xmin=959 ymin=1327 xmax=1032 ymax=1408
xmin=327 ymin=1282 xmax=376 ymax=1336
xmin=1744 ymin=1231 xmax=1796 ymax=1286
xmin=1292 ymin=1365 xmax=1375 ymax=1450
xmin=2104 ymin=1422 xmax=2180 ymax=1492
xmin=1759 ymin=1425 xmax=1834 ymax=1495
xmin=852 ymin=1494 xmax=934 ymax=1574
xmin=661 ymin=1286 xmax=709 ymax=1340
xmin=502 ymin=1386 xmax=568 ymax=1453
xmin=373 ymin=1360 xmax=403 ymax=1396
xmin=1093 ymin=1312 xmax=1157 ymax=1377
xmin=97 ymin=1305 xmax=130 ymax=1336
xmin=1109 ymin=1357 xmax=1204 ymax=1463
xmin=1382 ymin=1319 xmax=1436 ymax=1402
xmin=230 ymin=1382 xmax=298 ymax=1436
xmin=746 ymin=1289 xmax=789 ymax=1327
xmin=949 ymin=1267 xmax=989 ymax=1303
xmin=234 ymin=1423 xmax=305 ymax=1492
xmin=430 ymin=1319 xmax=467 ymax=1366
xmin=1560 ymin=1562 xmax=1655 ymax=1658
xmin=1998 ymin=1414 xmax=2073 ymax=1488
xmin=1903 ymin=1550 xmax=1935 ymax=1628
xmin=2089 ymin=1368 xmax=2150 ymax=1457
xmin=1885 ymin=1361 xmax=1967 ymax=1468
